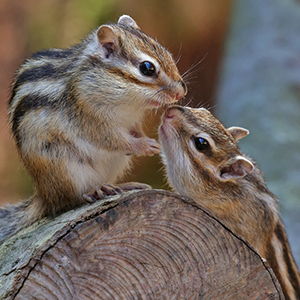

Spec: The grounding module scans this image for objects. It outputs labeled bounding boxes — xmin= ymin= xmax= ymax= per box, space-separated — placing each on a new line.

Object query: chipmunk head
xmin=159 ymin=105 xmax=254 ymax=196
xmin=81 ymin=15 xmax=187 ymax=108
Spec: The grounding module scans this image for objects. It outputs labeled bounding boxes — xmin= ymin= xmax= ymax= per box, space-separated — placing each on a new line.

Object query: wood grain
xmin=0 ymin=190 xmax=284 ymax=299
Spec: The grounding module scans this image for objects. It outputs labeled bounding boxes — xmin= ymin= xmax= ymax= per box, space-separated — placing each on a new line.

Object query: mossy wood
xmin=0 ymin=190 xmax=284 ymax=299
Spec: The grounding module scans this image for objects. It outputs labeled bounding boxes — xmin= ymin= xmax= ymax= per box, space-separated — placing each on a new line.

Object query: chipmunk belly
xmin=68 ymin=140 xmax=132 ymax=195
xmin=92 ymin=148 xmax=132 ymax=184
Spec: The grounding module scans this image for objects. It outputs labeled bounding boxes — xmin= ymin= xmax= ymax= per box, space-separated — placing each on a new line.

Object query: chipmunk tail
xmin=0 ymin=198 xmax=37 ymax=244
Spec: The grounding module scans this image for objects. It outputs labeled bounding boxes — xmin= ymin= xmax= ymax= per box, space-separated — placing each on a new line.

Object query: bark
xmin=0 ymin=190 xmax=284 ymax=299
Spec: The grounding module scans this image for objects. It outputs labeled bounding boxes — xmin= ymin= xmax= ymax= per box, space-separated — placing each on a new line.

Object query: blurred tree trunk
xmin=0 ymin=0 xmax=72 ymax=203
xmin=0 ymin=0 xmax=28 ymax=203
xmin=216 ymin=0 xmax=300 ymax=266
xmin=117 ymin=0 xmax=234 ymax=188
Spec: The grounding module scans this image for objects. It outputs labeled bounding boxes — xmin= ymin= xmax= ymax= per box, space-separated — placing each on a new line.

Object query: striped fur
xmin=159 ymin=105 xmax=300 ymax=300
xmin=1 ymin=15 xmax=187 ymax=243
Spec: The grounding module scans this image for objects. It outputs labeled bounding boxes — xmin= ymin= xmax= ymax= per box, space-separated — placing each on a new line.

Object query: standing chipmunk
xmin=159 ymin=105 xmax=300 ymax=300
xmin=0 ymin=15 xmax=186 ymax=242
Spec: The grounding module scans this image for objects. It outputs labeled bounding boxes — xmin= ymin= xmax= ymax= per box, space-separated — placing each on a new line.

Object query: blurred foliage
xmin=25 ymin=0 xmax=118 ymax=51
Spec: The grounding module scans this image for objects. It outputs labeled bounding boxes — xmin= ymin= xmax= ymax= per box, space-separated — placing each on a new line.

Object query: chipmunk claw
xmin=83 ymin=183 xmax=123 ymax=204
xmin=83 ymin=182 xmax=151 ymax=204
xmin=83 ymin=187 xmax=105 ymax=203
xmin=83 ymin=193 xmax=98 ymax=204
xmin=132 ymin=137 xmax=161 ymax=157
xmin=100 ymin=183 xmax=123 ymax=196
xmin=145 ymin=138 xmax=161 ymax=156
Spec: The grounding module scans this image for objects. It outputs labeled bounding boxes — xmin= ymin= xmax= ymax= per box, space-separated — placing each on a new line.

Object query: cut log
xmin=0 ymin=190 xmax=284 ymax=299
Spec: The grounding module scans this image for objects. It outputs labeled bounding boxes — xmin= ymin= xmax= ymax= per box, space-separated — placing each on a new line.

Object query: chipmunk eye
xmin=194 ymin=137 xmax=210 ymax=152
xmin=139 ymin=61 xmax=156 ymax=76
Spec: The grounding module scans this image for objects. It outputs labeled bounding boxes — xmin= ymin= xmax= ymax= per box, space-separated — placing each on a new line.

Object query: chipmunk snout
xmin=181 ymin=80 xmax=187 ymax=94
xmin=164 ymin=105 xmax=185 ymax=119
xmin=172 ymin=80 xmax=187 ymax=101
xmin=177 ymin=80 xmax=187 ymax=100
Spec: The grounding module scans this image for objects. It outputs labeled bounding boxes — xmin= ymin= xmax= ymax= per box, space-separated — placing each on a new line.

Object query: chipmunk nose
xmin=175 ymin=80 xmax=187 ymax=100
xmin=175 ymin=93 xmax=181 ymax=101
xmin=165 ymin=106 xmax=185 ymax=119
xmin=180 ymin=80 xmax=187 ymax=95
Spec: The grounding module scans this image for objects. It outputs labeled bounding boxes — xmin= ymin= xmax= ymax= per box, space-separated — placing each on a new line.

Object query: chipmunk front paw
xmin=132 ymin=137 xmax=161 ymax=157
xmin=83 ymin=188 xmax=104 ymax=203
xmin=83 ymin=183 xmax=123 ymax=203
xmin=83 ymin=182 xmax=152 ymax=203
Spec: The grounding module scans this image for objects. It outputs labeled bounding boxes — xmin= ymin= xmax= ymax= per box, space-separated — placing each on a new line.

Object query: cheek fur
xmin=166 ymin=152 xmax=194 ymax=191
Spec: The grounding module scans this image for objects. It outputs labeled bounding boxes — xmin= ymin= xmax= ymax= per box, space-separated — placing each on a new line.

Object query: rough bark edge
xmin=0 ymin=190 xmax=284 ymax=299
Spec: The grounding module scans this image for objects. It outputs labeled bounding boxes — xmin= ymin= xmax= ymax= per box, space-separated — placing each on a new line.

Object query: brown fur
xmin=159 ymin=105 xmax=300 ymax=300
xmin=0 ymin=16 xmax=187 ymax=244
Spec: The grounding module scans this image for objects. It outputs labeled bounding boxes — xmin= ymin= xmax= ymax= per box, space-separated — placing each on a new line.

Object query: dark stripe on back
xmin=18 ymin=63 xmax=69 ymax=84
xmin=275 ymin=222 xmax=300 ymax=297
xmin=11 ymin=91 xmax=68 ymax=146
xmin=30 ymin=48 xmax=75 ymax=60
xmin=12 ymin=94 xmax=51 ymax=142
xmin=9 ymin=92 xmax=16 ymax=107
xmin=266 ymin=241 xmax=286 ymax=298
xmin=9 ymin=63 xmax=71 ymax=106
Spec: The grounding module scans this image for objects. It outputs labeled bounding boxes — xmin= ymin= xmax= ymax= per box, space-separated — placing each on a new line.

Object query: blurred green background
xmin=1 ymin=0 xmax=300 ymax=263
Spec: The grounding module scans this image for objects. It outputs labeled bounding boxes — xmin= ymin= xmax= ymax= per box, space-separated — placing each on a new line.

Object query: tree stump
xmin=0 ymin=190 xmax=284 ymax=299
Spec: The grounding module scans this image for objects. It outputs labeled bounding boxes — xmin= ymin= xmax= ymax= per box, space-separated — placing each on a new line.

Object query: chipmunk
xmin=0 ymin=15 xmax=187 ymax=242
xmin=159 ymin=105 xmax=300 ymax=300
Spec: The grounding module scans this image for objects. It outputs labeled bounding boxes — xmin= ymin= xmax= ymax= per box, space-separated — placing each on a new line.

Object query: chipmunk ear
xmin=219 ymin=155 xmax=254 ymax=180
xmin=227 ymin=126 xmax=249 ymax=141
xmin=117 ymin=15 xmax=140 ymax=29
xmin=97 ymin=25 xmax=119 ymax=58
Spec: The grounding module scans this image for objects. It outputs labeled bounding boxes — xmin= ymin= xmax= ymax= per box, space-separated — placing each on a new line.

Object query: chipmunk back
xmin=1 ymin=15 xmax=186 ymax=242
xmin=159 ymin=105 xmax=300 ymax=300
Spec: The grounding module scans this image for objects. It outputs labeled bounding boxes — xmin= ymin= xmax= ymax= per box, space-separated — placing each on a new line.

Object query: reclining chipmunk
xmin=159 ymin=105 xmax=300 ymax=300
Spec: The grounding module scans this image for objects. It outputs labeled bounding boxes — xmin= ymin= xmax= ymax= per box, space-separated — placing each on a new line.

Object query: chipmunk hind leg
xmin=23 ymin=151 xmax=91 ymax=218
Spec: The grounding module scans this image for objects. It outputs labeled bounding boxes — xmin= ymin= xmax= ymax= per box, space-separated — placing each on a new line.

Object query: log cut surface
xmin=0 ymin=190 xmax=284 ymax=299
